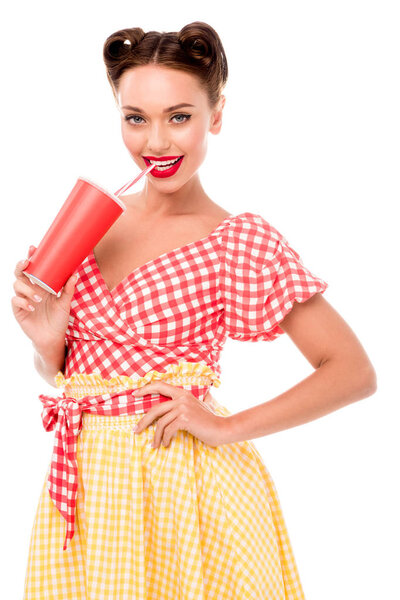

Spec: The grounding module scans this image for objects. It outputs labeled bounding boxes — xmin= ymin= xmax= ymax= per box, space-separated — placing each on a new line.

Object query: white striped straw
xmin=114 ymin=163 xmax=155 ymax=197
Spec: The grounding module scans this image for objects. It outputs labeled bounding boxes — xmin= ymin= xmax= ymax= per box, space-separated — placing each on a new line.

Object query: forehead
xmin=117 ymin=65 xmax=205 ymax=108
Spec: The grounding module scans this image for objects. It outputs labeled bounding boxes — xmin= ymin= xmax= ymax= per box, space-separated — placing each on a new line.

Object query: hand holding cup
xmin=11 ymin=245 xmax=78 ymax=350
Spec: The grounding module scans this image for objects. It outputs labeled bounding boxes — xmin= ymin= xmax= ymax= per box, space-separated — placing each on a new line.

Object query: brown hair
xmin=102 ymin=21 xmax=228 ymax=109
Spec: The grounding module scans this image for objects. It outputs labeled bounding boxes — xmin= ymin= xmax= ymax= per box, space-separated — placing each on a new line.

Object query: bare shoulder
xmin=193 ymin=206 xmax=232 ymax=230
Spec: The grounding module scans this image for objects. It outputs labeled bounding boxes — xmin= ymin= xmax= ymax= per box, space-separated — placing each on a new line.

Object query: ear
xmin=209 ymin=95 xmax=226 ymax=135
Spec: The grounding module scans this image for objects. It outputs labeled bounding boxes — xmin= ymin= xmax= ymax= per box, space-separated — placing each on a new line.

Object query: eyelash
xmin=124 ymin=113 xmax=192 ymax=125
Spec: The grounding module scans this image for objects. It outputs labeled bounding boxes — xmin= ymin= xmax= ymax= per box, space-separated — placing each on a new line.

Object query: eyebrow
xmin=121 ymin=103 xmax=195 ymax=113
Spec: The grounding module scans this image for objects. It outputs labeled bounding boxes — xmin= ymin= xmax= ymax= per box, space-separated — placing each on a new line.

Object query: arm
xmin=222 ymin=293 xmax=378 ymax=444
xmin=33 ymin=339 xmax=67 ymax=389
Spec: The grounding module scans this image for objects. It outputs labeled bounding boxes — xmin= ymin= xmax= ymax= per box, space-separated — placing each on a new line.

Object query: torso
xmin=93 ymin=193 xmax=232 ymax=293
xmin=92 ymin=193 xmax=228 ymax=404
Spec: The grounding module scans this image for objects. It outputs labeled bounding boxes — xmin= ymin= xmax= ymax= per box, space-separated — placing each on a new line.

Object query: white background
xmin=1 ymin=1 xmax=399 ymax=598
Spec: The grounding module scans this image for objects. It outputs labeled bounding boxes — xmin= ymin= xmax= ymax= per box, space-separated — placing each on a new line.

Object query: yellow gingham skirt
xmin=23 ymin=387 xmax=306 ymax=599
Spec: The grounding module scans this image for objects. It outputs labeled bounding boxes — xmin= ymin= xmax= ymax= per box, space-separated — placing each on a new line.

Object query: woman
xmin=14 ymin=21 xmax=377 ymax=600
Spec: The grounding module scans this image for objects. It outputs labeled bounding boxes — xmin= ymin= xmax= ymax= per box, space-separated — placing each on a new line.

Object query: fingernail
xmin=33 ymin=294 xmax=42 ymax=302
xmin=132 ymin=425 xmax=138 ymax=432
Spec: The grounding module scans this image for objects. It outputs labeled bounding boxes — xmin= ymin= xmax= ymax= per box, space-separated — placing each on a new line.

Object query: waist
xmin=55 ymin=359 xmax=221 ymax=415
xmin=41 ymin=359 xmax=221 ymax=551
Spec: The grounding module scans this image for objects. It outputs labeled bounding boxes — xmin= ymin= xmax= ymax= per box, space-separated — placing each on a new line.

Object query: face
xmin=117 ymin=65 xmax=225 ymax=189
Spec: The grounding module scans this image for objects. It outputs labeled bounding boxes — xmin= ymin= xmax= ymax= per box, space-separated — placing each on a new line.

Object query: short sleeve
xmin=218 ymin=213 xmax=329 ymax=342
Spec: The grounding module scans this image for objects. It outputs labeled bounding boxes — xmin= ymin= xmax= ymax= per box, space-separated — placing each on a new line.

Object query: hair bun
xmin=104 ymin=28 xmax=145 ymax=61
xmin=178 ymin=22 xmax=215 ymax=67
xmin=103 ymin=21 xmax=228 ymax=108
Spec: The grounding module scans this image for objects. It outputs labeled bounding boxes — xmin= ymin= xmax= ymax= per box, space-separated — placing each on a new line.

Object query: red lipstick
xmin=143 ymin=156 xmax=182 ymax=161
xmin=142 ymin=156 xmax=184 ymax=179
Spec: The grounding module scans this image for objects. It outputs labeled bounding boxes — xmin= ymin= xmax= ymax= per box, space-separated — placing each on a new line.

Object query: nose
xmin=146 ymin=122 xmax=170 ymax=155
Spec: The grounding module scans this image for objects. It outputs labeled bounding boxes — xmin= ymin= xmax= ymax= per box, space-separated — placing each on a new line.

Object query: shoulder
xmin=219 ymin=212 xmax=287 ymax=262
xmin=224 ymin=212 xmax=286 ymax=241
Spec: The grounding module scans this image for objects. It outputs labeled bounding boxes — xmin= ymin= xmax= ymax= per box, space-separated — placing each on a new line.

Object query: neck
xmin=134 ymin=172 xmax=211 ymax=217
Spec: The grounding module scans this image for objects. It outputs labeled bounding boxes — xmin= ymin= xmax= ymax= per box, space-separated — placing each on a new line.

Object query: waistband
xmin=81 ymin=412 xmax=145 ymax=429
xmin=38 ymin=360 xmax=220 ymax=552
xmin=55 ymin=359 xmax=220 ymax=399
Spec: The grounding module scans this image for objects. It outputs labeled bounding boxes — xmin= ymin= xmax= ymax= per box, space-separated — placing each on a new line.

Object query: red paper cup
xmin=23 ymin=176 xmax=126 ymax=297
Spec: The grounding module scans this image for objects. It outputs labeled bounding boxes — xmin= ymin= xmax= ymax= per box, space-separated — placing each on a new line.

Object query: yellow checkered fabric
xmin=24 ymin=382 xmax=306 ymax=599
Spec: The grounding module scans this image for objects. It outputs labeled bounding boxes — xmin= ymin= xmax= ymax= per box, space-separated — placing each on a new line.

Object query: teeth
xmin=155 ymin=163 xmax=179 ymax=171
xmin=148 ymin=157 xmax=181 ymax=166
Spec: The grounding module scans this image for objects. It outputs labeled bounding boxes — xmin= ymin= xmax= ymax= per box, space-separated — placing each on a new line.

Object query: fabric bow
xmin=39 ymin=391 xmax=111 ymax=551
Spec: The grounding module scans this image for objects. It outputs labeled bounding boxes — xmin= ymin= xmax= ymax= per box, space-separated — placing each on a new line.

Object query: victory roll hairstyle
xmin=103 ymin=21 xmax=228 ymax=108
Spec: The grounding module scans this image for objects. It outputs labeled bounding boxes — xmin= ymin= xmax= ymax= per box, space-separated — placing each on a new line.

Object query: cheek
xmin=121 ymin=125 xmax=143 ymax=152
xmin=178 ymin=122 xmax=208 ymax=156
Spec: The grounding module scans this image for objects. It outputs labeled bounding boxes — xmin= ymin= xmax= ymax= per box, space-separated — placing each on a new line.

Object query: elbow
xmin=352 ymin=361 xmax=378 ymax=399
xmin=321 ymin=356 xmax=378 ymax=400
xmin=361 ymin=365 xmax=378 ymax=396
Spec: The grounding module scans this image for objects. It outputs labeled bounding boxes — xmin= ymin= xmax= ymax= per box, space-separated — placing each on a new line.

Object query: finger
xmin=160 ymin=419 xmax=180 ymax=448
xmin=133 ymin=381 xmax=184 ymax=400
xmin=133 ymin=401 xmax=173 ymax=434
xmin=161 ymin=421 xmax=179 ymax=448
xmin=152 ymin=410 xmax=179 ymax=448
xmin=11 ymin=294 xmax=36 ymax=312
xmin=14 ymin=245 xmax=37 ymax=280
xmin=14 ymin=258 xmax=31 ymax=280
xmin=13 ymin=278 xmax=43 ymax=304
xmin=59 ymin=272 xmax=79 ymax=300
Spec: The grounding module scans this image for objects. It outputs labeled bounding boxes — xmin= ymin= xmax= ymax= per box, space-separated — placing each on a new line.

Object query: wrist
xmin=220 ymin=414 xmax=242 ymax=445
xmin=33 ymin=337 xmax=66 ymax=365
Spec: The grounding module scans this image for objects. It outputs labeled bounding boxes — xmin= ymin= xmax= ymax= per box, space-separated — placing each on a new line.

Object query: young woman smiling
xmin=17 ymin=20 xmax=377 ymax=600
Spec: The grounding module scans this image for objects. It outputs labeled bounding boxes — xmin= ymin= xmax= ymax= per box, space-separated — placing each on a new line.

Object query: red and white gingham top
xmin=38 ymin=211 xmax=329 ymax=550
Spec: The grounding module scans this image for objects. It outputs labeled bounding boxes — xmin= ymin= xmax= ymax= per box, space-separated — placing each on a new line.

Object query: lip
xmin=143 ymin=155 xmax=184 ymax=179
xmin=143 ymin=155 xmax=182 ymax=161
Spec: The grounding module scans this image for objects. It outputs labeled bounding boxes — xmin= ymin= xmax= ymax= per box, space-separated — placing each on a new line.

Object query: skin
xmin=116 ymin=64 xmax=226 ymax=216
xmin=113 ymin=65 xmax=377 ymax=448
xmin=10 ymin=65 xmax=229 ymax=388
xmin=12 ymin=64 xmax=378 ymax=445
xmin=133 ymin=289 xmax=378 ymax=448
xmin=90 ymin=64 xmax=232 ymax=293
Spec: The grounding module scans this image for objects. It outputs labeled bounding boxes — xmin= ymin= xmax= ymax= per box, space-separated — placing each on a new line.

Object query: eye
xmin=171 ymin=113 xmax=191 ymax=124
xmin=124 ymin=113 xmax=192 ymax=125
xmin=124 ymin=115 xmax=145 ymax=125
